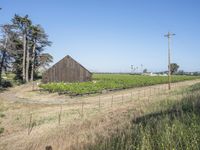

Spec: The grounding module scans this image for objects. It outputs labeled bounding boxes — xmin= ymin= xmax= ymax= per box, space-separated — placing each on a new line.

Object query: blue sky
xmin=1 ymin=0 xmax=200 ymax=72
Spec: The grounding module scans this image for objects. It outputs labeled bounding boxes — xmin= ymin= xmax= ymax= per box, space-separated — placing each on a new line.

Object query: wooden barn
xmin=42 ymin=55 xmax=92 ymax=83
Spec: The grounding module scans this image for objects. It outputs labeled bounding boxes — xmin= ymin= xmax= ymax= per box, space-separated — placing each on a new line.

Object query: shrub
xmin=0 ymin=80 xmax=13 ymax=88
xmin=0 ymin=127 xmax=4 ymax=135
xmin=0 ymin=112 xmax=5 ymax=118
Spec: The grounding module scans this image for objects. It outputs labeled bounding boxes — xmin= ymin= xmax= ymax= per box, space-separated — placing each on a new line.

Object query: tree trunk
xmin=0 ymin=66 xmax=2 ymax=85
xmin=31 ymin=42 xmax=36 ymax=81
xmin=22 ymin=33 xmax=27 ymax=82
xmin=26 ymin=43 xmax=30 ymax=82
xmin=0 ymin=37 xmax=7 ymax=85
xmin=0 ymin=52 xmax=6 ymax=85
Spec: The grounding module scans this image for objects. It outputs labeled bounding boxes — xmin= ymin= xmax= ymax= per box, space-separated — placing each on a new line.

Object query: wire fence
xmin=23 ymin=81 xmax=193 ymax=136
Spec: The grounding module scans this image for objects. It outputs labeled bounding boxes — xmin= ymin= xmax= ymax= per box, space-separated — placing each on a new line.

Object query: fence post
xmin=111 ymin=95 xmax=113 ymax=107
xmin=28 ymin=113 xmax=34 ymax=135
xmin=131 ymin=92 xmax=133 ymax=101
xmin=58 ymin=105 xmax=62 ymax=125
xmin=81 ymin=101 xmax=84 ymax=117
xmin=182 ymin=90 xmax=184 ymax=98
xmin=99 ymin=96 xmax=101 ymax=111
xmin=150 ymin=88 xmax=151 ymax=96
xmin=32 ymin=81 xmax=34 ymax=91
xmin=28 ymin=113 xmax=32 ymax=135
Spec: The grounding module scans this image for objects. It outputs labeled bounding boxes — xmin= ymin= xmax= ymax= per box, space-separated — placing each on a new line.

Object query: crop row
xmin=39 ymin=74 xmax=199 ymax=96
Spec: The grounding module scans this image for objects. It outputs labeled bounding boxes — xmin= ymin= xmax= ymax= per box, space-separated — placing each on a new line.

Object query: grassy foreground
xmin=85 ymin=83 xmax=200 ymax=150
xmin=39 ymin=74 xmax=199 ymax=95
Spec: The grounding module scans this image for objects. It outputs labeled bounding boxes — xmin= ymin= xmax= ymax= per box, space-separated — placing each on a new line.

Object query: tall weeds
xmin=86 ymin=85 xmax=200 ymax=150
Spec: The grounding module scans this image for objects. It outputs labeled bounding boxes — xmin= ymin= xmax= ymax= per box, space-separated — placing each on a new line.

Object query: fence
xmin=25 ymin=81 xmax=192 ymax=135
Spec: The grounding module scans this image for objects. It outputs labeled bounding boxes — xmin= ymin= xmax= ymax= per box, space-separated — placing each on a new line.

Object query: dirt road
xmin=1 ymin=79 xmax=199 ymax=105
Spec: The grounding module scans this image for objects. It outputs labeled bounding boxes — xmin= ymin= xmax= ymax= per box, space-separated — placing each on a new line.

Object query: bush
xmin=0 ymin=112 xmax=5 ymax=118
xmin=0 ymin=127 xmax=4 ymax=135
xmin=0 ymin=80 xmax=13 ymax=88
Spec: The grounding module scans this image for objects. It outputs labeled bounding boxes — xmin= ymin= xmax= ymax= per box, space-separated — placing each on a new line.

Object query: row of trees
xmin=0 ymin=14 xmax=53 ymax=85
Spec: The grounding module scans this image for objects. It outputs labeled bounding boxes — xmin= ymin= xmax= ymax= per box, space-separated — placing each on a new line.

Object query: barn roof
xmin=48 ymin=55 xmax=92 ymax=74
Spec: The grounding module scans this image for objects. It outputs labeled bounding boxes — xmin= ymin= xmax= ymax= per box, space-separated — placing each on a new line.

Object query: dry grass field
xmin=0 ymin=79 xmax=200 ymax=150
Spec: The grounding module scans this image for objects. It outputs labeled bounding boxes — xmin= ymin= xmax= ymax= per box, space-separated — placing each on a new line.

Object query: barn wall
xmin=42 ymin=56 xmax=92 ymax=83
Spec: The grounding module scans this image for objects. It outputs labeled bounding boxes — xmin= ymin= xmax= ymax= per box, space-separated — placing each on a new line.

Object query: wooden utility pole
xmin=164 ymin=32 xmax=175 ymax=90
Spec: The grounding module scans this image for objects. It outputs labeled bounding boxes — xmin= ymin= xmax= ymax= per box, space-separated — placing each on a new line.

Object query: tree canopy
xmin=0 ymin=14 xmax=53 ymax=86
xmin=170 ymin=63 xmax=179 ymax=74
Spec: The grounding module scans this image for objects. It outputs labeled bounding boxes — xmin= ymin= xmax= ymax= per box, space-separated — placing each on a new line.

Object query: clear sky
xmin=1 ymin=0 xmax=200 ymax=72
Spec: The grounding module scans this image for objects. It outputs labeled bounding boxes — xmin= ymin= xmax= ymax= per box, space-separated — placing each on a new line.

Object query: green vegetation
xmin=39 ymin=74 xmax=199 ymax=95
xmin=0 ymin=127 xmax=4 ymax=134
xmin=188 ymin=82 xmax=200 ymax=92
xmin=0 ymin=112 xmax=5 ymax=118
xmin=86 ymin=83 xmax=200 ymax=150
xmin=0 ymin=14 xmax=53 ymax=87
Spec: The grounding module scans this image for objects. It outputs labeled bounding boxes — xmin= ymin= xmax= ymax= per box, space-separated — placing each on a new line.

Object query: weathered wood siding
xmin=42 ymin=55 xmax=92 ymax=83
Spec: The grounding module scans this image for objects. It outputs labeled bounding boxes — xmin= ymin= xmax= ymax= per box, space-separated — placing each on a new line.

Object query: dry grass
xmin=0 ymin=80 xmax=199 ymax=150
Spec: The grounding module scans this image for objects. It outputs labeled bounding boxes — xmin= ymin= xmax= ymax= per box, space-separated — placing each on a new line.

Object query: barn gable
xmin=42 ymin=55 xmax=92 ymax=83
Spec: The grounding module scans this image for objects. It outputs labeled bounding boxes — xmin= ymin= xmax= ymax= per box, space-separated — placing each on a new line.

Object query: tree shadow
xmin=132 ymin=97 xmax=200 ymax=125
xmin=0 ymin=87 xmax=8 ymax=93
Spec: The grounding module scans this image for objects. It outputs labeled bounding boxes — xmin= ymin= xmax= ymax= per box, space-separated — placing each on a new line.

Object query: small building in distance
xmin=42 ymin=55 xmax=92 ymax=83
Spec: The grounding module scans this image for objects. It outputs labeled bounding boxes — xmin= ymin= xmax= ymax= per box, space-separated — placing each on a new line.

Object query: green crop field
xmin=39 ymin=74 xmax=200 ymax=96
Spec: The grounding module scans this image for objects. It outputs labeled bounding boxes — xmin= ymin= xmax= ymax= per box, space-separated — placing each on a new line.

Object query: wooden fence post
xmin=58 ymin=105 xmax=62 ymax=125
xmin=32 ymin=81 xmax=34 ymax=91
xmin=177 ymin=92 xmax=179 ymax=100
xmin=28 ymin=113 xmax=32 ymax=135
xmin=131 ymin=92 xmax=133 ymax=101
xmin=81 ymin=101 xmax=84 ymax=117
xmin=28 ymin=113 xmax=35 ymax=135
xmin=182 ymin=90 xmax=184 ymax=98
xmin=99 ymin=96 xmax=101 ymax=111
xmin=111 ymin=95 xmax=113 ymax=107
xmin=150 ymin=88 xmax=151 ymax=96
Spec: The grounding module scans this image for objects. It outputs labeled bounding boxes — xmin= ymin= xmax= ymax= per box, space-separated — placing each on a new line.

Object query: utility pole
xmin=164 ymin=32 xmax=175 ymax=90
xmin=131 ymin=65 xmax=133 ymax=74
xmin=141 ymin=64 xmax=143 ymax=73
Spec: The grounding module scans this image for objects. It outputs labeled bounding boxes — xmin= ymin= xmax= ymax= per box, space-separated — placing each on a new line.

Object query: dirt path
xmin=0 ymin=79 xmax=200 ymax=150
xmin=1 ymin=79 xmax=200 ymax=105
